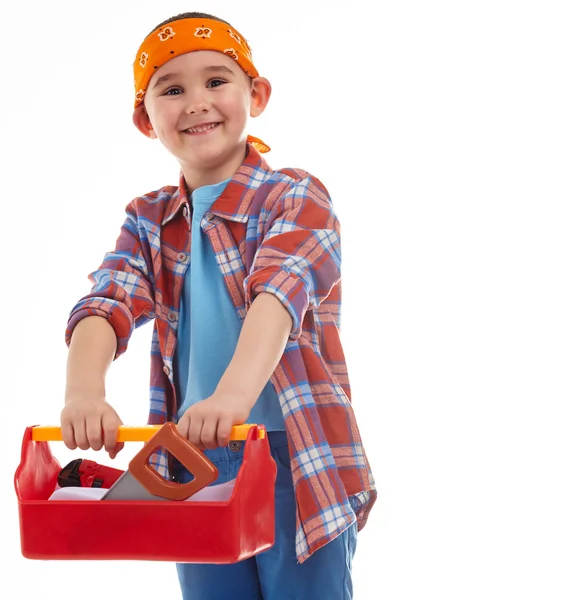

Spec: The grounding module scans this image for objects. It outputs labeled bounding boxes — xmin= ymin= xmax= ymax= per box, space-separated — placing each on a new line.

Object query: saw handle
xmin=128 ymin=422 xmax=218 ymax=500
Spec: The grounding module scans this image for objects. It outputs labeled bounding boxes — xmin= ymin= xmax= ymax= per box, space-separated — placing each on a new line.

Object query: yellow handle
xmin=31 ymin=424 xmax=264 ymax=442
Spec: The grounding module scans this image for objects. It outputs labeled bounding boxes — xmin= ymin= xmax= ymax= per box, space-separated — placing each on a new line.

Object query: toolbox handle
xmin=31 ymin=423 xmax=265 ymax=443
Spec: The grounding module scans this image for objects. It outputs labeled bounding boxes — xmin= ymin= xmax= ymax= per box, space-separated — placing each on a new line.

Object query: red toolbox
xmin=14 ymin=423 xmax=276 ymax=563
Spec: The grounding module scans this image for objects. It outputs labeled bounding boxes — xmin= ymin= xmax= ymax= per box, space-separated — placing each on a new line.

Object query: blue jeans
xmin=174 ymin=431 xmax=358 ymax=599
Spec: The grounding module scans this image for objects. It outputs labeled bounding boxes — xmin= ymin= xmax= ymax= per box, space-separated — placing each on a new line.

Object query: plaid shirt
xmin=66 ymin=144 xmax=376 ymax=562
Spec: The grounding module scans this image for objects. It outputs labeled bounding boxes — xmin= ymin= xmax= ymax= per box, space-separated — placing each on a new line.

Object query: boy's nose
xmin=185 ymin=98 xmax=210 ymax=114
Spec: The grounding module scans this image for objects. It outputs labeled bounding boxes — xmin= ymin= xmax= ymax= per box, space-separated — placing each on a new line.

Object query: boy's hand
xmin=60 ymin=396 xmax=125 ymax=459
xmin=177 ymin=392 xmax=253 ymax=449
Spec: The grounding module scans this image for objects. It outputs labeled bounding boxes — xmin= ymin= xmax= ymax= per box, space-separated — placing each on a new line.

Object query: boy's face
xmin=134 ymin=50 xmax=270 ymax=181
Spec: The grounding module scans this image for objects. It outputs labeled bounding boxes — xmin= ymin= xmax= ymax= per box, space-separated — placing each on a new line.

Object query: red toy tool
xmin=58 ymin=458 xmax=124 ymax=489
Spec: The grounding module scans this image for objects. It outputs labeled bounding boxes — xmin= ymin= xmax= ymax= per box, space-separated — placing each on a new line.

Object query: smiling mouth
xmin=183 ymin=122 xmax=221 ymax=135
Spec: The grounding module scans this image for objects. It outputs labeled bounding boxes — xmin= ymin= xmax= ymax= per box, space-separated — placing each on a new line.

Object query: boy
xmin=61 ymin=11 xmax=376 ymax=599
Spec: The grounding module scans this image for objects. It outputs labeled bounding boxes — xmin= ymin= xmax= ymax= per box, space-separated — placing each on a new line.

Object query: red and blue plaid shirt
xmin=66 ymin=144 xmax=376 ymax=562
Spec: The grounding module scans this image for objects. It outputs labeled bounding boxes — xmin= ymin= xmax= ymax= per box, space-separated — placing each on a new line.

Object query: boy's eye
xmin=207 ymin=79 xmax=226 ymax=88
xmin=162 ymin=79 xmax=225 ymax=95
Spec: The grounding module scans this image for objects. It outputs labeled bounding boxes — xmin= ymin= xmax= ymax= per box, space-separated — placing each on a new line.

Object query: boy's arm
xmin=62 ymin=200 xmax=156 ymax=456
xmin=61 ymin=316 xmax=125 ymax=458
xmin=216 ymin=291 xmax=293 ymax=405
xmin=66 ymin=315 xmax=117 ymax=396
xmin=177 ymin=292 xmax=292 ymax=448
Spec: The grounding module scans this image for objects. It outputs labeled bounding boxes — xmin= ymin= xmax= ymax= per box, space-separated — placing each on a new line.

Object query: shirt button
xmin=163 ymin=365 xmax=171 ymax=376
xmin=167 ymin=312 xmax=177 ymax=322
xmin=182 ymin=205 xmax=189 ymax=217
xmin=177 ymin=252 xmax=188 ymax=263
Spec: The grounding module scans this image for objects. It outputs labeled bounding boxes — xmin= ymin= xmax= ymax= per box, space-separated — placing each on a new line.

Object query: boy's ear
xmin=133 ymin=105 xmax=157 ymax=138
xmin=250 ymin=77 xmax=271 ymax=118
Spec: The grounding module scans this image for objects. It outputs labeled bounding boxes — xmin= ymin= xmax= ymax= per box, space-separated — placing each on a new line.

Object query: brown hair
xmin=150 ymin=11 xmax=233 ymax=35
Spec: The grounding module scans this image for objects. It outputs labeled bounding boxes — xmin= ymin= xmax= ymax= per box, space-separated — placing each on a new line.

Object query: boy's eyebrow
xmin=204 ymin=65 xmax=236 ymax=76
xmin=151 ymin=65 xmax=236 ymax=90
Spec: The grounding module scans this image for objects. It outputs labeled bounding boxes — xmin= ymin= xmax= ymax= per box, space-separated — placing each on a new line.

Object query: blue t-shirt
xmin=175 ymin=178 xmax=285 ymax=431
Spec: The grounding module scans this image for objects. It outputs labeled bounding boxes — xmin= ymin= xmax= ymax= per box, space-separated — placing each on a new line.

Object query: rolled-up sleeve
xmin=243 ymin=175 xmax=341 ymax=340
xmin=65 ymin=203 xmax=156 ymax=358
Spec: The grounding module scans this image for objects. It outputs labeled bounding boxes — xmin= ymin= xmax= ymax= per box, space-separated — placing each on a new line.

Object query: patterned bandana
xmin=133 ymin=17 xmax=270 ymax=153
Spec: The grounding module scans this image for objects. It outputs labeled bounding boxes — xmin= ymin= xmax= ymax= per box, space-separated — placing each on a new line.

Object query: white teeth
xmin=186 ymin=123 xmax=218 ymax=133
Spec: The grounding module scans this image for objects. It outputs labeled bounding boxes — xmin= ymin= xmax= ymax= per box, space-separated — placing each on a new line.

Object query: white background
xmin=1 ymin=1 xmax=569 ymax=598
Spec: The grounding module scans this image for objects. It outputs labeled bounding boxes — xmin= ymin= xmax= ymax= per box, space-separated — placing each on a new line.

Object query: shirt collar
xmin=161 ymin=144 xmax=270 ymax=226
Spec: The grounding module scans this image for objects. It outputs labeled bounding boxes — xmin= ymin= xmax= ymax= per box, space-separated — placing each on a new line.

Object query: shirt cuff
xmin=244 ymin=267 xmax=309 ymax=341
xmin=65 ymin=299 xmax=134 ymax=358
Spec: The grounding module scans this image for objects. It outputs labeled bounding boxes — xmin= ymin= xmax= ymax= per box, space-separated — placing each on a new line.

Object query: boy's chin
xmin=176 ymin=142 xmax=246 ymax=168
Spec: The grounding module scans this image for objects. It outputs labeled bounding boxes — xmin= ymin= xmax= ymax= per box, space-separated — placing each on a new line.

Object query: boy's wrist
xmin=64 ymin=383 xmax=106 ymax=404
xmin=214 ymin=380 xmax=257 ymax=411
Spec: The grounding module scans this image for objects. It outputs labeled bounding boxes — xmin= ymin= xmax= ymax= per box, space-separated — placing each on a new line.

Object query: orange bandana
xmin=133 ymin=18 xmax=270 ymax=153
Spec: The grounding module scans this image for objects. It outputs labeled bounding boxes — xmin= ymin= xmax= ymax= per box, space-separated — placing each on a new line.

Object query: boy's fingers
xmin=61 ymin=421 xmax=77 ymax=450
xmin=200 ymin=419 xmax=218 ymax=450
xmin=217 ymin=417 xmax=233 ymax=448
xmin=74 ymin=420 xmax=89 ymax=450
xmin=187 ymin=417 xmax=204 ymax=448
xmin=86 ymin=417 xmax=104 ymax=451
xmin=109 ymin=442 xmax=124 ymax=460
xmin=102 ymin=413 xmax=119 ymax=453
xmin=177 ymin=414 xmax=190 ymax=440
